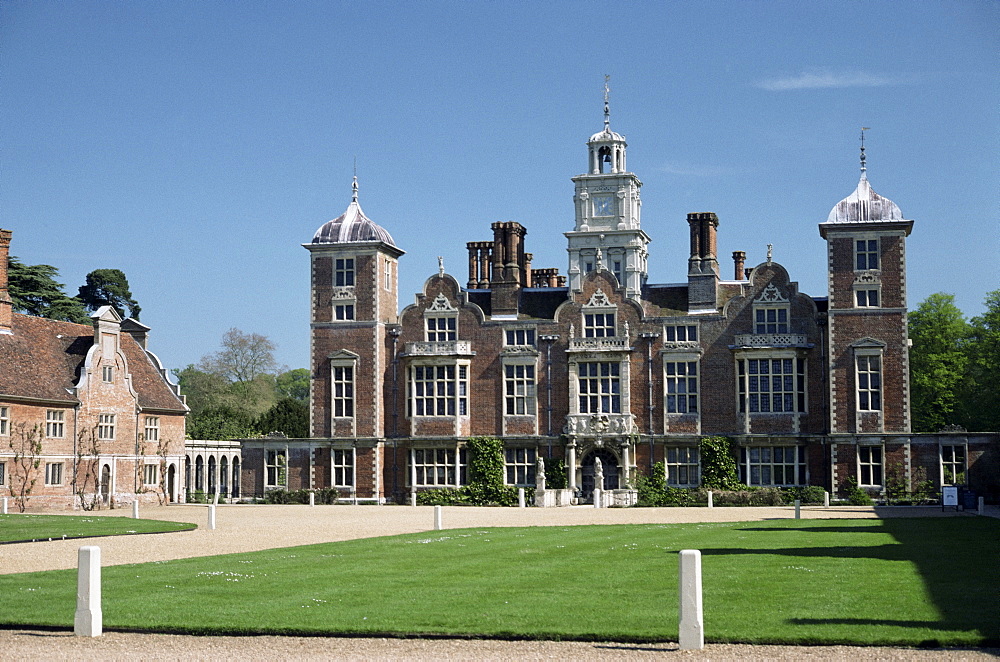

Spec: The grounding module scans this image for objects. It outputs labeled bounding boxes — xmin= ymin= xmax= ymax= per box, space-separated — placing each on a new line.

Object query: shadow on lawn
xmin=709 ymin=517 xmax=1000 ymax=644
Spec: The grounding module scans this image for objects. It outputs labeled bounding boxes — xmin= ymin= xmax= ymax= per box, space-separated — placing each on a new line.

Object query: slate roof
xmin=0 ymin=313 xmax=187 ymax=412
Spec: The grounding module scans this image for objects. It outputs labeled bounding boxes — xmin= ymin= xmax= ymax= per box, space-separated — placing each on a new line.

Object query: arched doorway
xmin=195 ymin=455 xmax=204 ymax=492
xmin=231 ymin=457 xmax=240 ymax=498
xmin=100 ymin=464 xmax=111 ymax=505
xmin=220 ymin=456 xmax=229 ymax=497
xmin=208 ymin=456 xmax=217 ymax=494
xmin=167 ymin=464 xmax=176 ymax=503
xmin=581 ymin=449 xmax=619 ymax=501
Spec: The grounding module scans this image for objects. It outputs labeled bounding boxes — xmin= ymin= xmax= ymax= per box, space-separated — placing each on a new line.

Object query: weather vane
xmin=766 ymin=243 xmax=773 ymax=265
xmin=860 ymin=127 xmax=870 ymax=175
xmin=603 ymin=74 xmax=611 ymax=131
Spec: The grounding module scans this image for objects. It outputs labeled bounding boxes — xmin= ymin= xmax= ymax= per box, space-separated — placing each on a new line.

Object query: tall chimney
xmin=732 ymin=251 xmax=746 ymax=280
xmin=0 ymin=229 xmax=12 ymax=334
xmin=686 ymin=213 xmax=720 ymax=310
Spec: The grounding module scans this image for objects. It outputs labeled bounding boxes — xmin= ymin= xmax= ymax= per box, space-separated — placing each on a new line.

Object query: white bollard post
xmin=208 ymin=504 xmax=216 ymax=530
xmin=410 ymin=492 xmax=417 ymax=507
xmin=518 ymin=488 xmax=525 ymax=508
xmin=132 ymin=500 xmax=139 ymax=519
xmin=979 ymin=496 xmax=985 ymax=514
xmin=309 ymin=492 xmax=315 ymax=507
xmin=434 ymin=505 xmax=443 ymax=531
xmin=824 ymin=491 xmax=830 ymax=508
xmin=2 ymin=497 xmax=8 ymax=514
xmin=707 ymin=490 xmax=713 ymax=508
xmin=593 ymin=487 xmax=602 ymax=508
xmin=678 ymin=549 xmax=704 ymax=650
xmin=794 ymin=499 xmax=801 ymax=519
xmin=74 ymin=546 xmax=102 ymax=637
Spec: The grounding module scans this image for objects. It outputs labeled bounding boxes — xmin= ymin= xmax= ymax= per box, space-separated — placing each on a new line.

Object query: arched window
xmin=208 ymin=456 xmax=217 ymax=494
xmin=220 ymin=456 xmax=229 ymax=495
xmin=195 ymin=455 xmax=204 ymax=492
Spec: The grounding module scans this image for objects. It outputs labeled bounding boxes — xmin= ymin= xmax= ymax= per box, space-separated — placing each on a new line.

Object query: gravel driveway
xmin=1 ymin=503 xmax=994 ymax=660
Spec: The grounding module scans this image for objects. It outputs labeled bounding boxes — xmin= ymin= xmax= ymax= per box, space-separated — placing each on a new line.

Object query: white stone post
xmin=979 ymin=496 xmax=985 ymax=514
xmin=208 ymin=504 xmax=216 ymax=530
xmin=824 ymin=491 xmax=830 ymax=507
xmin=410 ymin=492 xmax=417 ymax=507
xmin=74 ymin=546 xmax=102 ymax=637
xmin=309 ymin=492 xmax=315 ymax=507
xmin=132 ymin=500 xmax=139 ymax=519
xmin=794 ymin=499 xmax=801 ymax=519
xmin=2 ymin=497 xmax=8 ymax=514
xmin=707 ymin=490 xmax=713 ymax=508
xmin=678 ymin=549 xmax=704 ymax=650
xmin=567 ymin=443 xmax=577 ymax=491
xmin=518 ymin=488 xmax=525 ymax=508
xmin=434 ymin=505 xmax=443 ymax=531
xmin=593 ymin=487 xmax=602 ymax=508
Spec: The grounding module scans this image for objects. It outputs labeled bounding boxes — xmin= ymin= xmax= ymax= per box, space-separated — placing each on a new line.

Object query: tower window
xmin=856 ymin=239 xmax=879 ymax=270
xmin=335 ymin=258 xmax=355 ymax=286
xmin=332 ymin=365 xmax=354 ymax=418
xmin=335 ymin=304 xmax=355 ymax=320
xmin=856 ymin=355 xmax=882 ymax=411
xmin=855 ymin=289 xmax=880 ymax=308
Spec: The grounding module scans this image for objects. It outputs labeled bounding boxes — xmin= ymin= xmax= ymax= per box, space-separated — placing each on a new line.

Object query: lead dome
xmin=311 ymin=177 xmax=396 ymax=246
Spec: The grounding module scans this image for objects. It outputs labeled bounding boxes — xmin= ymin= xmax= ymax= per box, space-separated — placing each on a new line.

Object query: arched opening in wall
xmin=195 ymin=455 xmax=204 ymax=492
xmin=581 ymin=448 xmax=620 ymax=501
xmin=208 ymin=456 xmax=217 ymax=495
xmin=184 ymin=457 xmax=191 ymax=493
xmin=231 ymin=457 xmax=241 ymax=498
xmin=598 ymin=146 xmax=612 ymax=174
xmin=100 ymin=464 xmax=111 ymax=505
xmin=220 ymin=456 xmax=229 ymax=497
xmin=167 ymin=464 xmax=176 ymax=503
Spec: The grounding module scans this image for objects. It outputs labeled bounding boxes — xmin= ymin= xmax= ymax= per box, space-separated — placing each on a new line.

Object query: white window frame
xmin=45 ymin=462 xmax=64 ymax=486
xmin=854 ymin=286 xmax=881 ymax=308
xmin=335 ymin=257 xmax=355 ymax=287
xmin=409 ymin=363 xmax=469 ymax=417
xmin=331 ymin=364 xmax=355 ymax=419
xmin=664 ymin=359 xmax=698 ymax=415
xmin=102 ymin=365 xmax=114 ymax=383
xmin=0 ymin=460 xmax=6 ymax=486
xmin=384 ymin=259 xmax=392 ymax=291
xmin=743 ymin=446 xmax=806 ymax=486
xmin=754 ymin=306 xmax=789 ymax=334
xmin=663 ymin=324 xmax=698 ymax=344
xmin=583 ymin=311 xmax=616 ymax=338
xmin=46 ymin=410 xmax=66 ymax=438
xmin=855 ymin=352 xmax=883 ymax=412
xmin=334 ymin=303 xmax=355 ymax=321
xmin=737 ymin=355 xmax=807 ymax=414
xmin=411 ymin=448 xmax=467 ymax=487
xmin=97 ymin=413 xmax=116 ymax=440
xmin=332 ymin=448 xmax=354 ymax=487
xmin=858 ymin=445 xmax=884 ymax=487
xmin=855 ymin=238 xmax=880 ymax=271
xmin=504 ymin=447 xmax=537 ymax=486
xmin=143 ymin=463 xmax=159 ymax=486
xmin=577 ymin=361 xmax=622 ymax=414
xmin=504 ymin=328 xmax=536 ymax=347
xmin=144 ymin=416 xmax=159 ymax=443
xmin=503 ymin=361 xmax=536 ymax=416
xmin=664 ymin=447 xmax=700 ymax=487
xmin=940 ymin=444 xmax=966 ymax=486
xmin=426 ymin=316 xmax=457 ymax=341
xmin=265 ymin=448 xmax=287 ymax=488
xmin=0 ymin=406 xmax=8 ymax=436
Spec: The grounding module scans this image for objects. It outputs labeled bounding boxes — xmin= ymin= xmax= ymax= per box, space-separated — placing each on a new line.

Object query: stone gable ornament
xmin=756 ymin=283 xmax=788 ymax=303
xmin=585 ymin=289 xmax=613 ymax=308
xmin=427 ymin=293 xmax=457 ymax=312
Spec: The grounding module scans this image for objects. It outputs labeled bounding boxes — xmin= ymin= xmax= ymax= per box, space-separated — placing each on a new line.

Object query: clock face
xmin=594 ymin=195 xmax=613 ymax=216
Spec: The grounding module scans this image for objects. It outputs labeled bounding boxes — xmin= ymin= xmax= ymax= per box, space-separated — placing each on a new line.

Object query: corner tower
xmin=819 ymin=138 xmax=913 ymax=435
xmin=566 ymin=79 xmax=650 ymax=300
xmin=304 ymin=177 xmax=404 ymax=439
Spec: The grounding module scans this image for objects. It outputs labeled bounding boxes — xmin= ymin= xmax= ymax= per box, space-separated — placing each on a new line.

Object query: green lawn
xmin=0 ymin=517 xmax=996 ymax=646
xmin=0 ymin=513 xmax=195 ymax=542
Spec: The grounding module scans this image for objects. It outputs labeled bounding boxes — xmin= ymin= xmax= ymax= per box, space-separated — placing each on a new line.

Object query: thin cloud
xmin=659 ymin=161 xmax=734 ymax=177
xmin=757 ymin=71 xmax=912 ymax=91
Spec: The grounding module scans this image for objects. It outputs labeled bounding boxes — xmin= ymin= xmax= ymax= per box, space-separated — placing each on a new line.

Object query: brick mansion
xmin=238 ymin=98 xmax=996 ymax=504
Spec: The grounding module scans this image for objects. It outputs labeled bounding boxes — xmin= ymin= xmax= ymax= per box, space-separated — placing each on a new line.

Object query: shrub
xmin=543 ymin=457 xmax=567 ymax=490
xmin=700 ymin=436 xmax=741 ymax=490
xmin=695 ymin=487 xmax=784 ymax=506
xmin=634 ymin=463 xmax=698 ymax=507
xmin=782 ymin=485 xmax=828 ymax=505
xmin=844 ymin=477 xmax=875 ymax=506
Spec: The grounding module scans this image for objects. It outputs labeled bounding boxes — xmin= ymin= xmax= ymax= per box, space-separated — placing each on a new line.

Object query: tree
xmin=77 ymin=268 xmax=141 ymax=320
xmin=960 ymin=289 xmax=1000 ymax=432
xmin=199 ymin=328 xmax=278 ymax=385
xmin=186 ymin=405 xmax=260 ymax=441
xmin=908 ymin=293 xmax=970 ymax=432
xmin=174 ymin=365 xmax=231 ymax=416
xmin=256 ymin=398 xmax=309 ymax=438
xmin=6 ymin=256 xmax=90 ymax=323
xmin=276 ymin=368 xmax=310 ymax=402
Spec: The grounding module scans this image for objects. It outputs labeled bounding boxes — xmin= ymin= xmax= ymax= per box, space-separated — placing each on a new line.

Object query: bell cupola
xmin=566 ymin=77 xmax=650 ymax=300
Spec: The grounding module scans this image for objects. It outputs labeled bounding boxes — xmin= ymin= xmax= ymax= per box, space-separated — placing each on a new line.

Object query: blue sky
xmin=3 ymin=1 xmax=997 ymax=371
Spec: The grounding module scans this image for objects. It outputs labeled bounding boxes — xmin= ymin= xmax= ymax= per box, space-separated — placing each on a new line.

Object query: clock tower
xmin=565 ymin=79 xmax=650 ymax=300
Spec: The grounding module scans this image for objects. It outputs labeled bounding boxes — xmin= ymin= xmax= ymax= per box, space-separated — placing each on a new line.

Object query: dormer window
xmin=755 ymin=308 xmax=788 ymax=334
xmin=424 ymin=293 xmax=458 ymax=341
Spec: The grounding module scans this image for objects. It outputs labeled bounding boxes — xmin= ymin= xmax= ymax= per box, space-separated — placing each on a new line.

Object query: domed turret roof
xmin=311 ymin=178 xmax=396 ymax=246
xmin=826 ymin=174 xmax=903 ymax=224
xmin=589 ymin=127 xmax=626 ymax=144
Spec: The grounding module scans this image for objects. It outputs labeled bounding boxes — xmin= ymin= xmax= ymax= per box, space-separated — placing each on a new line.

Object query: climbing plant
xmin=699 ymin=436 xmax=742 ymax=490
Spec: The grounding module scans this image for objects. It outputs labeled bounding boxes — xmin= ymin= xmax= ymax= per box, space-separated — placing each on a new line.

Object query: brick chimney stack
xmin=0 ymin=229 xmax=12 ymax=334
xmin=732 ymin=250 xmax=746 ymax=280
xmin=686 ymin=213 xmax=720 ymax=310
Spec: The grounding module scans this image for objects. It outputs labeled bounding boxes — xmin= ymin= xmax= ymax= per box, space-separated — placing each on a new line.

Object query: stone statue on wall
xmin=594 ymin=457 xmax=604 ymax=491
xmin=536 ymin=456 xmax=546 ymax=492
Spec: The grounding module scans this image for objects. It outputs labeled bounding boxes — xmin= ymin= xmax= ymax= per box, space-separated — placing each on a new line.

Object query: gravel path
xmin=2 ymin=503 xmax=994 ymax=660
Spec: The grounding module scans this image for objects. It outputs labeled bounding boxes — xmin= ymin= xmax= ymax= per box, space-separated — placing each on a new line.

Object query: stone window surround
xmin=143 ymin=462 xmax=158 ymax=486
xmin=857 ymin=443 xmax=884 ymax=487
xmin=45 ymin=461 xmax=64 ymax=486
xmin=46 ymin=409 xmax=66 ymax=439
xmin=940 ymin=443 xmax=966 ymax=486
xmin=329 ymin=350 xmax=359 ymax=436
xmin=734 ymin=350 xmax=808 ymax=415
xmin=502 ymin=357 xmax=537 ymax=417
xmin=407 ymin=359 xmax=470 ymax=418
xmin=334 ymin=257 xmax=355 ymax=287
xmin=332 ymin=447 xmax=355 ymax=488
xmin=664 ymin=446 xmax=700 ymax=487
xmin=97 ymin=413 xmax=116 ymax=441
xmin=409 ymin=445 xmax=467 ymax=488
xmin=664 ymin=355 xmax=699 ymax=416
xmin=265 ymin=448 xmax=287 ymax=489
xmin=144 ymin=416 xmax=160 ymax=443
xmin=742 ymin=445 xmax=806 ymax=486
xmin=0 ymin=406 xmax=8 ymax=436
xmin=504 ymin=447 xmax=537 ymax=487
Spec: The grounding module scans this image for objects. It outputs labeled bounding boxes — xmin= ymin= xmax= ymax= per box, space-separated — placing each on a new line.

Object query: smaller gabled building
xmin=0 ymin=229 xmax=188 ymax=509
